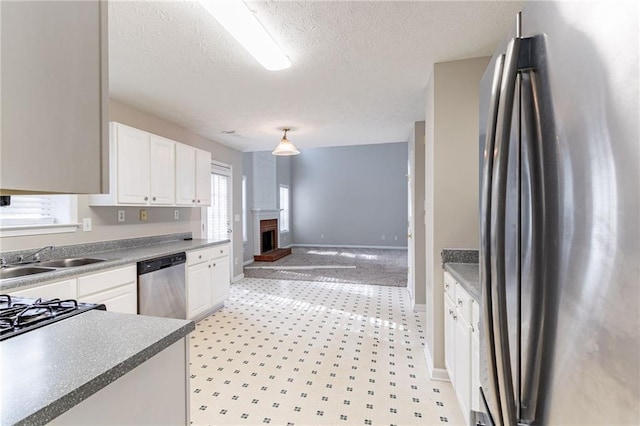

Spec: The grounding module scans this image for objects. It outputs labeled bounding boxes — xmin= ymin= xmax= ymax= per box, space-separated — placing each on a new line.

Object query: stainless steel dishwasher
xmin=137 ymin=252 xmax=187 ymax=319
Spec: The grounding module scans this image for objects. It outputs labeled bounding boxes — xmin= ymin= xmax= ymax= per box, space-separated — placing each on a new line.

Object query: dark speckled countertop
xmin=0 ymin=236 xmax=230 ymax=293
xmin=1 ymin=310 xmax=194 ymax=426
xmin=444 ymin=262 xmax=480 ymax=301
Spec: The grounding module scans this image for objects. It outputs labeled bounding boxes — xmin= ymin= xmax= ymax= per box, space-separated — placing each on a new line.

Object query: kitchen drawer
xmin=79 ymin=282 xmax=137 ymax=314
xmin=78 ymin=265 xmax=136 ymax=298
xmin=454 ymin=282 xmax=473 ymax=325
xmin=187 ymin=247 xmax=212 ymax=266
xmin=444 ymin=271 xmax=456 ymax=298
xmin=211 ymin=244 xmax=229 ymax=259
xmin=9 ymin=278 xmax=77 ymax=300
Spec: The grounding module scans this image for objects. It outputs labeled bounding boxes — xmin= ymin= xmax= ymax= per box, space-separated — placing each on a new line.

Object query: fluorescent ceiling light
xmin=199 ymin=0 xmax=291 ymax=71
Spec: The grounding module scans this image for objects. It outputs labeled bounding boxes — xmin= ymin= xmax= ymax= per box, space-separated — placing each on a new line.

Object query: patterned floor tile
xmin=190 ymin=277 xmax=465 ymax=425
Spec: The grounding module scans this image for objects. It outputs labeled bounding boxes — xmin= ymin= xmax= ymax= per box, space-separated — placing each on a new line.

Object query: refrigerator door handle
xmin=490 ymin=36 xmax=521 ymax=426
xmin=480 ymin=52 xmax=506 ymax=426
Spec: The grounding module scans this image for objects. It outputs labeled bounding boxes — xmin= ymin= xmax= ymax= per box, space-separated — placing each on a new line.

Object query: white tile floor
xmin=189 ymin=278 xmax=465 ymax=425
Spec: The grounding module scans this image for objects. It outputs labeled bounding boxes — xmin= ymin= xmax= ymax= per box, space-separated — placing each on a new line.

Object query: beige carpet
xmin=244 ymin=246 xmax=408 ymax=287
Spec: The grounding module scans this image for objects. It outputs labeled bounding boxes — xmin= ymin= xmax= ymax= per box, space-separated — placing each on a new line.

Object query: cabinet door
xmin=79 ymin=283 xmax=137 ymax=314
xmin=1 ymin=1 xmax=106 ymax=194
xmin=444 ymin=295 xmax=456 ymax=384
xmin=471 ymin=329 xmax=481 ymax=412
xmin=187 ymin=261 xmax=213 ymax=319
xmin=10 ymin=279 xmax=77 ymax=300
xmin=149 ymin=135 xmax=175 ymax=205
xmin=211 ymin=255 xmax=230 ymax=307
xmin=195 ymin=149 xmax=211 ymax=206
xmin=455 ymin=316 xmax=472 ymax=424
xmin=116 ymin=124 xmax=150 ymax=204
xmin=175 ymin=144 xmax=196 ymax=206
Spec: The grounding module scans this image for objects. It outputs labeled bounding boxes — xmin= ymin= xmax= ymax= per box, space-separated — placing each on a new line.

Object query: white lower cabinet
xmin=77 ymin=265 xmax=137 ymax=314
xmin=187 ymin=256 xmax=213 ymax=319
xmin=443 ymin=271 xmax=480 ymax=425
xmin=186 ymin=244 xmax=230 ymax=320
xmin=10 ymin=278 xmax=77 ymax=300
xmin=9 ymin=266 xmax=137 ymax=315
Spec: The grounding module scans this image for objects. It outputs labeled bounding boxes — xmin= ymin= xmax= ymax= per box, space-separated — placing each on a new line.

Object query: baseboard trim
xmin=243 ymin=259 xmax=254 ymax=266
xmin=232 ymin=273 xmax=245 ymax=282
xmin=424 ymin=345 xmax=450 ymax=382
xmin=291 ymin=244 xmax=407 ymax=250
xmin=413 ymin=303 xmax=426 ymax=312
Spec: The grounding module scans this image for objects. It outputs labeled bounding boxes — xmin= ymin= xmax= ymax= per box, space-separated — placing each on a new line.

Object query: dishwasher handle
xmin=137 ymin=252 xmax=187 ymax=275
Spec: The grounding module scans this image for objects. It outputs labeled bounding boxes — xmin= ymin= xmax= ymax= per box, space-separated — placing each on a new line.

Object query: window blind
xmin=208 ymin=173 xmax=230 ymax=241
xmin=0 ymin=196 xmax=55 ymax=226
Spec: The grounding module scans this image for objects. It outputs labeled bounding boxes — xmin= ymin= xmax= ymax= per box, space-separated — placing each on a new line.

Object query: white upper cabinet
xmin=176 ymin=145 xmax=211 ymax=207
xmin=175 ymin=144 xmax=197 ymax=206
xmin=196 ymin=149 xmax=212 ymax=206
xmin=1 ymin=1 xmax=108 ymax=194
xmin=90 ymin=122 xmax=208 ymax=207
xmin=116 ymin=124 xmax=151 ymax=204
xmin=149 ymin=135 xmax=176 ymax=205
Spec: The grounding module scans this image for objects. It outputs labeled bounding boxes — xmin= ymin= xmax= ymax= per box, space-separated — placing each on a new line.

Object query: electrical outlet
xmin=82 ymin=218 xmax=92 ymax=232
xmin=382 ymin=235 xmax=386 ymax=240
xmin=394 ymin=236 xmax=398 ymax=241
xmin=234 ymin=257 xmax=238 ymax=265
xmin=174 ymin=210 xmax=179 ymax=220
xmin=234 ymin=214 xmax=241 ymax=222
xmin=320 ymin=234 xmax=324 ymax=239
xmin=140 ymin=209 xmax=148 ymax=221
xmin=118 ymin=210 xmax=125 ymax=222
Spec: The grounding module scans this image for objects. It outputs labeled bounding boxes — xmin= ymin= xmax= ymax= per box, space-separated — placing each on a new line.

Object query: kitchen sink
xmin=38 ymin=258 xmax=107 ymax=268
xmin=0 ymin=266 xmax=57 ymax=280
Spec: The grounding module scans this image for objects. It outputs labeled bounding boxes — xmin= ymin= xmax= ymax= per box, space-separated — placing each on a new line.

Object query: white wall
xmin=0 ymin=100 xmax=245 ymax=279
xmin=424 ymin=57 xmax=490 ymax=374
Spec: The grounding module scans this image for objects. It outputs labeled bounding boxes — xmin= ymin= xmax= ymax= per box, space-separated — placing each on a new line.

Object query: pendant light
xmin=272 ymin=128 xmax=300 ymax=156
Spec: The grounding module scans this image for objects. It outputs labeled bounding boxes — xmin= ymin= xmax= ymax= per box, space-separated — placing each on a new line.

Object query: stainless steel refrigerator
xmin=476 ymin=2 xmax=639 ymax=425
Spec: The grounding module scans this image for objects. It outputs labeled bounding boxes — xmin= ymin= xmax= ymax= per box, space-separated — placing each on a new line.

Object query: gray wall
xmin=424 ymin=56 xmax=489 ymax=375
xmin=242 ymin=153 xmax=254 ymax=263
xmin=291 ymin=142 xmax=408 ymax=247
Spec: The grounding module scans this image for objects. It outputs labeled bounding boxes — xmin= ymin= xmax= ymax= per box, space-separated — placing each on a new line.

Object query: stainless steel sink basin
xmin=38 ymin=258 xmax=107 ymax=268
xmin=0 ymin=266 xmax=57 ymax=280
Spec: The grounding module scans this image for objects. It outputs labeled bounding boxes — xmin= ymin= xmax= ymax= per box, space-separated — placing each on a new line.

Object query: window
xmin=207 ymin=162 xmax=232 ymax=242
xmin=242 ymin=176 xmax=247 ymax=242
xmin=0 ymin=195 xmax=78 ymax=237
xmin=279 ymin=185 xmax=289 ymax=233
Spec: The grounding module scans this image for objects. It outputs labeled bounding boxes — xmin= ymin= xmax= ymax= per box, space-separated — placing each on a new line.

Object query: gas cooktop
xmin=0 ymin=295 xmax=106 ymax=341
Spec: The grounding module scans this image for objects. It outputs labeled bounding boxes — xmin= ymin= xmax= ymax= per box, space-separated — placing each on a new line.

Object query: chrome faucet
xmin=17 ymin=245 xmax=54 ymax=263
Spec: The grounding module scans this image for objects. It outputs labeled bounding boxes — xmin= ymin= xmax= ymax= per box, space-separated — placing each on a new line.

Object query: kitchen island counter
xmin=0 ymin=310 xmax=194 ymax=426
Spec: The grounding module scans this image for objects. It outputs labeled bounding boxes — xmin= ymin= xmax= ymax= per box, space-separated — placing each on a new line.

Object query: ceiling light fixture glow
xmin=272 ymin=128 xmax=300 ymax=156
xmin=199 ymin=0 xmax=291 ymax=71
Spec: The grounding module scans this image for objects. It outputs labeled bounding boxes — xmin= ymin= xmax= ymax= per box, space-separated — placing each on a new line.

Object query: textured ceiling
xmin=109 ymin=1 xmax=524 ymax=152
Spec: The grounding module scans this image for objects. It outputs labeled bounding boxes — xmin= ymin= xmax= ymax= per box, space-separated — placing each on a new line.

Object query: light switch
xmin=82 ymin=218 xmax=92 ymax=232
xmin=118 ymin=210 xmax=125 ymax=222
xmin=140 ymin=209 xmax=148 ymax=221
xmin=234 ymin=214 xmax=241 ymax=222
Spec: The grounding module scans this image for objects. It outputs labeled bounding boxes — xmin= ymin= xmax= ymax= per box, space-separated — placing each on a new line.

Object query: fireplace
xmin=259 ymin=219 xmax=278 ymax=254
xmin=252 ymin=215 xmax=292 ymax=262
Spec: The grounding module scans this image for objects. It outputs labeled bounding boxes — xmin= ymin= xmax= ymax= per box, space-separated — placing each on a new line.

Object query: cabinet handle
xmin=208 ymin=264 xmax=211 ymax=268
xmin=198 ymin=255 xmax=202 ymax=259
xmin=453 ymin=314 xmax=457 ymax=320
xmin=220 ymin=250 xmax=223 ymax=253
xmin=458 ymin=298 xmax=463 ymax=306
xmin=445 ymin=283 xmax=449 ymax=289
xmin=197 ymin=199 xmax=201 ymax=204
xmin=144 ymin=196 xmax=148 ymax=201
xmin=213 ymin=263 xmax=216 ymax=267
xmin=192 ymin=199 xmax=196 ymax=203
xmin=152 ymin=196 xmax=156 ymax=201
